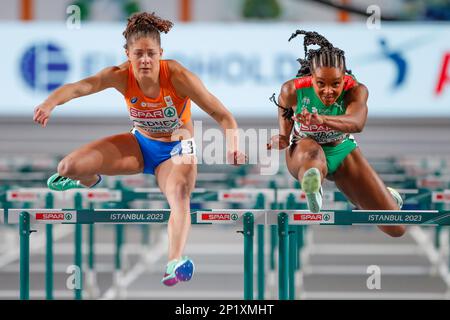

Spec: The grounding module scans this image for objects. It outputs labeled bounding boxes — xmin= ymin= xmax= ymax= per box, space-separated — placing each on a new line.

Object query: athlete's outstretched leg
xmin=156 ymin=154 xmax=197 ymax=286
xmin=286 ymin=138 xmax=328 ymax=212
xmin=332 ymin=148 xmax=406 ymax=237
xmin=51 ymin=133 xmax=144 ymax=188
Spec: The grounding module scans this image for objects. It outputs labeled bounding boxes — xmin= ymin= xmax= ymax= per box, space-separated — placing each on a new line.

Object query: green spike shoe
xmin=47 ymin=173 xmax=102 ymax=191
xmin=301 ymin=167 xmax=323 ymax=213
xmin=387 ymin=187 xmax=403 ymax=209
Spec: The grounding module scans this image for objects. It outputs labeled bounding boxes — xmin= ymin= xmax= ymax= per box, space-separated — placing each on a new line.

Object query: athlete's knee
xmin=300 ymin=148 xmax=323 ymax=162
xmin=380 ymin=225 xmax=406 ymax=238
xmin=57 ymin=158 xmax=79 ymax=177
xmin=167 ymin=180 xmax=192 ymax=200
xmin=388 ymin=226 xmax=406 ymax=238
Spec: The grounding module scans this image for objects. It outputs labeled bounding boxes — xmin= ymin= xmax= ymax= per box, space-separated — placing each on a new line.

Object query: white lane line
xmin=300 ymin=291 xmax=447 ymax=300
xmin=0 ymin=263 xmax=249 ymax=274
xmin=99 ymin=231 xmax=168 ymax=300
xmin=114 ymin=291 xmax=245 ymax=299
xmin=0 ymin=225 xmax=73 ymax=270
xmin=27 ymin=243 xmax=246 ymax=256
xmin=0 ymin=290 xmax=75 ymax=299
xmin=404 ymin=226 xmax=450 ymax=291
xmin=0 ymin=263 xmax=115 ymax=273
xmin=304 ymin=244 xmax=425 ymax=255
xmin=30 ymin=243 xmax=150 ymax=256
xmin=409 ymin=226 xmax=442 ymax=269
xmin=302 ymin=265 xmax=433 ymax=276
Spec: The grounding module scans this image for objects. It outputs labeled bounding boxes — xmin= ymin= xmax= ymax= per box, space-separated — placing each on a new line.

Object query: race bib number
xmin=170 ymin=139 xmax=196 ymax=157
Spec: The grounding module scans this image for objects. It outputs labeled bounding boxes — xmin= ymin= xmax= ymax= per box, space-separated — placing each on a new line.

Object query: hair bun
xmin=127 ymin=12 xmax=173 ymax=34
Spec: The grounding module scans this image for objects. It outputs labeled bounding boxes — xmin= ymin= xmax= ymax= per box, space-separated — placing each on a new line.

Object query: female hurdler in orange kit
xmin=33 ymin=12 xmax=247 ymax=286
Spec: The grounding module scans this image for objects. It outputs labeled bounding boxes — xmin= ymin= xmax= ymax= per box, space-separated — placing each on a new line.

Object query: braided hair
xmin=289 ymin=30 xmax=351 ymax=77
xmin=123 ymin=12 xmax=173 ymax=49
xmin=271 ymin=30 xmax=351 ymax=120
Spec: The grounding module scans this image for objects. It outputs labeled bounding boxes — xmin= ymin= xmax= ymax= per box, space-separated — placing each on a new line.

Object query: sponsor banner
xmin=236 ymin=175 xmax=293 ymax=187
xmin=432 ymin=191 xmax=450 ymax=203
xmin=218 ymin=189 xmax=275 ymax=203
xmin=196 ymin=209 xmax=266 ymax=224
xmin=6 ymin=209 xmax=76 ymax=224
xmin=196 ymin=211 xmax=242 ymax=224
xmin=94 ymin=209 xmax=169 ymax=223
xmin=277 ymin=189 xmax=335 ymax=203
xmin=111 ymin=176 xmax=148 ymax=188
xmin=354 ymin=210 xmax=440 ymax=225
xmin=289 ymin=211 xmax=335 ymax=225
xmin=418 ymin=178 xmax=447 ymax=189
xmin=1 ymin=23 xmax=450 ymax=117
xmin=65 ymin=189 xmax=122 ymax=202
xmin=7 ymin=190 xmax=42 ymax=202
xmin=6 ymin=188 xmax=121 ymax=203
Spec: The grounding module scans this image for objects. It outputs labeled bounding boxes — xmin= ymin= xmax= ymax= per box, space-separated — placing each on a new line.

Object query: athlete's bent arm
xmin=33 ymin=65 xmax=126 ymax=127
xmin=321 ymin=83 xmax=369 ymax=133
xmin=170 ymin=61 xmax=244 ymax=160
xmin=268 ymin=80 xmax=296 ymax=150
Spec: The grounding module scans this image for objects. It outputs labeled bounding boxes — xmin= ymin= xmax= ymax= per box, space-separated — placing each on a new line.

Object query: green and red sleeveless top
xmin=293 ymin=74 xmax=358 ymax=144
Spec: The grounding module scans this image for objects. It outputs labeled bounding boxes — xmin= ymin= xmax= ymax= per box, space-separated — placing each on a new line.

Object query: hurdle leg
xmin=257 ymin=224 xmax=265 ymax=300
xmin=86 ymin=223 xmax=100 ymax=299
xmin=268 ymin=224 xmax=278 ymax=299
xmin=141 ymin=224 xmax=151 ymax=264
xmin=243 ymin=212 xmax=254 ymax=300
xmin=19 ymin=211 xmax=30 ymax=300
xmin=296 ymin=226 xmax=303 ymax=270
xmin=288 ymin=225 xmax=297 ymax=300
xmin=447 ymin=226 xmax=450 ymax=299
xmin=114 ymin=224 xmax=126 ymax=299
xmin=435 ymin=226 xmax=442 ymax=251
xmin=74 ymin=224 xmax=83 ymax=300
xmin=74 ymin=193 xmax=83 ymax=300
xmin=296 ymin=225 xmax=304 ymax=298
xmin=278 ymin=212 xmax=289 ymax=300
xmin=141 ymin=224 xmax=150 ymax=246
xmin=432 ymin=202 xmax=445 ymax=276
xmin=46 ymin=225 xmax=53 ymax=300
xmin=45 ymin=193 xmax=54 ymax=300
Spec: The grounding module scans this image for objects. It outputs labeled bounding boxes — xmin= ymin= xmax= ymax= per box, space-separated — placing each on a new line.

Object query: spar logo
xmin=164 ymin=106 xmax=176 ymax=117
xmin=130 ymin=107 xmax=178 ymax=119
xmin=294 ymin=214 xmax=322 ymax=221
xmin=291 ymin=212 xmax=334 ymax=224
xmin=201 ymin=213 xmax=239 ymax=221
xmin=300 ymin=123 xmax=333 ymax=132
xmin=35 ymin=212 xmax=73 ymax=221
xmin=130 ymin=108 xmax=164 ymax=119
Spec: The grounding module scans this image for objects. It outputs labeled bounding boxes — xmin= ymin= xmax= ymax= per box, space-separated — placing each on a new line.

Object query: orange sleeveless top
xmin=124 ymin=60 xmax=191 ymax=134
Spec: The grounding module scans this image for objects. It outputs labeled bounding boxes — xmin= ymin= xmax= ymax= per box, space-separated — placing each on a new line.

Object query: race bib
xmin=170 ymin=139 xmax=197 ymax=157
xmin=295 ymin=122 xmax=346 ymax=144
xmin=129 ymin=96 xmax=183 ymax=134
